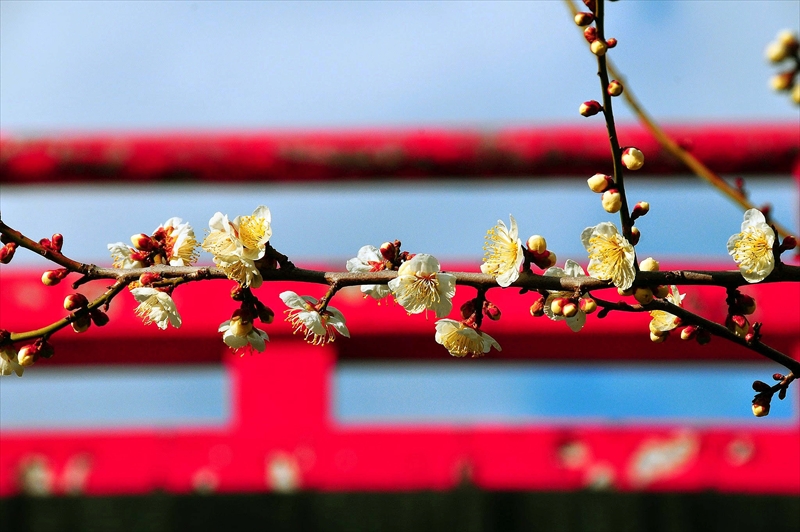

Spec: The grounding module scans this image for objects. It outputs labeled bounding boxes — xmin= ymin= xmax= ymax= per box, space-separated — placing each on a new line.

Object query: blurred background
xmin=1 ymin=1 xmax=799 ymax=530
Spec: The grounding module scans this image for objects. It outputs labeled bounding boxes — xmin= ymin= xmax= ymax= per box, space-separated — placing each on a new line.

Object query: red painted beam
xmin=2 ymin=124 xmax=798 ymax=184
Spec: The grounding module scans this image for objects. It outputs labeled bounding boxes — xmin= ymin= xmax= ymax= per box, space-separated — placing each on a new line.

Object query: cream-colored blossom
xmin=160 ymin=217 xmax=199 ymax=266
xmin=481 ymin=215 xmax=524 ymax=287
xmin=131 ymin=287 xmax=182 ymax=330
xmin=388 ymin=254 xmax=456 ymax=318
xmin=346 ymin=245 xmax=390 ymax=300
xmin=581 ymin=222 xmax=636 ymax=290
xmin=727 ymin=209 xmax=775 ymax=283
xmin=543 ymin=260 xmax=589 ymax=332
xmin=434 ymin=319 xmax=501 ymax=357
xmin=1 ymin=345 xmax=24 ymax=377
xmin=218 ymin=319 xmax=269 ymax=352
xmin=280 ymin=291 xmax=349 ymax=346
xmin=202 ymin=206 xmax=272 ymax=288
xmin=108 ymin=242 xmax=145 ymax=269
xmin=649 ymin=286 xmax=685 ymax=333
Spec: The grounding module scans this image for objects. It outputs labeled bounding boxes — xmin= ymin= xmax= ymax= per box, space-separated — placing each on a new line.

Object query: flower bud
xmin=587 ymin=173 xmax=614 ymax=193
xmin=51 ymin=233 xmax=64 ymax=252
xmin=776 ymin=30 xmax=799 ymax=51
xmin=138 ymin=272 xmax=162 ymax=287
xmin=653 ymin=285 xmax=670 ymax=299
xmin=680 ymin=326 xmax=698 ymax=341
xmin=38 ymin=340 xmax=55 ymax=359
xmin=738 ymin=294 xmax=756 ymax=315
xmin=606 ymin=38 xmax=617 ymax=48
xmin=634 ymin=287 xmax=654 ymax=305
xmin=579 ymin=100 xmax=602 ymax=117
xmin=650 ymin=330 xmax=667 ymax=343
xmin=583 ymin=26 xmax=597 ymax=43
xmin=773 ymin=373 xmax=785 ymax=381
xmin=765 ymin=41 xmax=788 ymax=63
xmin=770 ymin=71 xmax=794 ymax=92
xmin=526 ymin=235 xmax=547 ymax=254
xmin=590 ymin=40 xmax=607 ymax=56
xmin=542 ymin=251 xmax=557 ymax=268
xmin=621 ymin=147 xmax=644 ymax=170
xmin=631 ymin=201 xmax=650 ymax=220
xmin=629 ymin=226 xmax=640 ymax=246
xmin=39 ymin=238 xmax=54 ymax=251
xmin=380 ymin=241 xmax=398 ymax=262
xmin=257 ymin=305 xmax=275 ymax=324
xmin=229 ymin=316 xmax=253 ymax=337
xmin=607 ymin=80 xmax=623 ymax=96
xmin=562 ymin=301 xmax=579 ymax=318
xmin=726 ymin=314 xmax=749 ymax=337
xmin=460 ymin=299 xmax=476 ymax=320
xmin=90 ymin=309 xmax=110 ymax=327
xmin=71 ymin=314 xmax=92 ymax=333
xmin=744 ymin=331 xmax=757 ymax=343
xmin=42 ymin=269 xmax=68 ymax=286
xmin=550 ymin=297 xmax=568 ymax=316
xmin=17 ymin=344 xmax=39 ymax=367
xmin=63 ymin=293 xmax=89 ymax=311
xmin=529 ymin=299 xmax=545 ymax=318
xmin=0 ymin=243 xmax=17 ymax=264
xmin=579 ymin=298 xmax=597 ymax=314
xmin=696 ymin=328 xmax=711 ymax=345
xmin=751 ymin=395 xmax=771 ymax=417
xmin=574 ymin=12 xmax=594 ymax=26
xmin=639 ymin=257 xmax=659 ymax=272
xmin=483 ymin=302 xmax=502 ymax=321
xmin=131 ymin=233 xmax=155 ymax=251
xmin=780 ymin=235 xmax=797 ymax=251
xmin=582 ymin=0 xmax=596 ymax=14
xmin=601 ymin=189 xmax=622 ymax=213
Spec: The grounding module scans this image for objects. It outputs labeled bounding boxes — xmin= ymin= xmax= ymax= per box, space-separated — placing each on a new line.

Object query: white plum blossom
xmin=108 ymin=242 xmax=145 ymax=269
xmin=543 ymin=259 xmax=590 ymax=332
xmin=388 ymin=254 xmax=456 ymax=318
xmin=131 ymin=287 xmax=182 ymax=330
xmin=160 ymin=217 xmax=199 ymax=266
xmin=346 ymin=245 xmax=390 ymax=300
xmin=1 ymin=345 xmax=24 ymax=377
xmin=434 ymin=319 xmax=501 ymax=357
xmin=481 ymin=215 xmax=524 ymax=287
xmin=202 ymin=205 xmax=272 ymax=288
xmin=581 ymin=222 xmax=636 ymax=290
xmin=649 ymin=286 xmax=685 ymax=333
xmin=218 ymin=318 xmax=269 ymax=353
xmin=727 ymin=209 xmax=776 ymax=283
xmin=280 ymin=291 xmax=349 ymax=346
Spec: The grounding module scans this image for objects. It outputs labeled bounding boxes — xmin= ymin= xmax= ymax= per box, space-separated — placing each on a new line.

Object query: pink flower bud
xmin=51 ymin=233 xmax=64 ymax=252
xmin=606 ymin=38 xmax=617 ymax=48
xmin=529 ymin=299 xmax=545 ymax=318
xmin=583 ymin=26 xmax=597 ymax=44
xmin=621 ymin=147 xmax=645 ymax=170
xmin=601 ymin=189 xmax=622 ymax=213
xmin=629 ymin=227 xmax=641 ymax=246
xmin=131 ymin=234 xmax=155 ymax=251
xmin=587 ymin=173 xmax=614 ymax=193
xmin=63 ymin=293 xmax=89 ymax=311
xmin=91 ymin=309 xmax=110 ymax=327
xmin=680 ymin=326 xmax=698 ymax=341
xmin=41 ymin=269 xmax=68 ymax=286
xmin=770 ymin=71 xmax=794 ymax=92
xmin=562 ymin=301 xmax=579 ymax=318
xmin=460 ymin=300 xmax=476 ymax=320
xmin=380 ymin=241 xmax=398 ymax=262
xmin=139 ymin=272 xmax=162 ymax=286
xmin=257 ymin=305 xmax=275 ymax=324
xmin=751 ymin=395 xmax=771 ymax=417
xmin=483 ymin=302 xmax=502 ymax=321
xmin=17 ymin=344 xmax=39 ymax=367
xmin=38 ymin=340 xmax=55 ymax=359
xmin=526 ymin=235 xmax=547 ymax=254
xmin=607 ymin=80 xmax=623 ymax=97
xmin=631 ymin=201 xmax=650 ymax=220
xmin=71 ymin=314 xmax=92 ymax=333
xmin=550 ymin=297 xmax=568 ymax=317
xmin=574 ymin=12 xmax=594 ymax=26
xmin=582 ymin=0 xmax=596 ymax=14
xmin=634 ymin=287 xmax=654 ymax=305
xmin=0 ymin=243 xmax=17 ymax=264
xmin=773 ymin=373 xmax=785 ymax=381
xmin=579 ymin=298 xmax=597 ymax=314
xmin=780 ymin=235 xmax=797 ymax=251
xmin=579 ymin=100 xmax=602 ymax=117
xmin=39 ymin=238 xmax=53 ymax=251
xmin=738 ymin=294 xmax=756 ymax=315
xmin=726 ymin=314 xmax=749 ymax=338
xmin=590 ymin=40 xmax=608 ymax=56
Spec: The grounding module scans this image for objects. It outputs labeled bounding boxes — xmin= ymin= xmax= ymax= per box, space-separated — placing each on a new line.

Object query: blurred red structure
xmin=1 ymin=125 xmax=799 ymax=496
